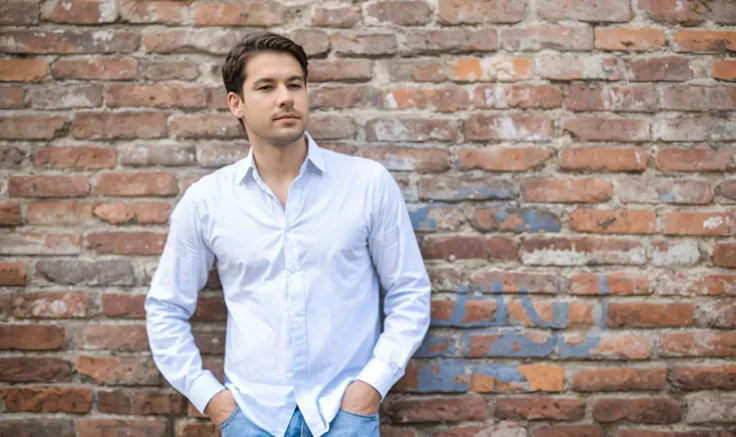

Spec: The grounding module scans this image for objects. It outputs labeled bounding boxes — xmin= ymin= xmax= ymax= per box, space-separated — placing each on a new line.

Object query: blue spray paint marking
xmin=457 ymin=186 xmax=515 ymax=200
xmin=463 ymin=329 xmax=558 ymax=358
xmin=431 ymin=293 xmax=508 ymax=328
xmin=598 ymin=274 xmax=611 ymax=295
xmin=415 ymin=334 xmax=456 ymax=358
xmin=557 ymin=332 xmax=603 ymax=358
xmin=416 ymin=358 xmax=468 ymax=393
xmin=494 ymin=208 xmax=562 ymax=233
xmin=471 ymin=363 xmax=526 ymax=383
xmin=408 ymin=205 xmax=439 ymax=231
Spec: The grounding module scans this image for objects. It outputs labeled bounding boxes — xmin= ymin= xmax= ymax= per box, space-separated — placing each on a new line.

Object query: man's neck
xmin=250 ymin=134 xmax=308 ymax=183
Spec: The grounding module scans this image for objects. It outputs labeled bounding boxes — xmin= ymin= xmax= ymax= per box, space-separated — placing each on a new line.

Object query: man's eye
xmin=259 ymin=86 xmax=272 ymax=91
xmin=289 ymin=84 xmax=301 ymax=89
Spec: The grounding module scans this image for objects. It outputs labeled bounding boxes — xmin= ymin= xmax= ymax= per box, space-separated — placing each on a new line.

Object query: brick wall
xmin=1 ymin=0 xmax=736 ymax=436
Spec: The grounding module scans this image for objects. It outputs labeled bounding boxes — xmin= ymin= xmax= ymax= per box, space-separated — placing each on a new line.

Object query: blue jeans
xmin=219 ymin=405 xmax=380 ymax=437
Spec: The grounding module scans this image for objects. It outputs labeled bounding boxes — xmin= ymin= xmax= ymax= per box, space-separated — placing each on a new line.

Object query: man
xmin=144 ymin=32 xmax=431 ymax=437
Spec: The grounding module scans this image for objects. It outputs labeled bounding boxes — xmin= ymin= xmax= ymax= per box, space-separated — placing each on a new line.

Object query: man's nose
xmin=277 ymin=84 xmax=294 ymax=106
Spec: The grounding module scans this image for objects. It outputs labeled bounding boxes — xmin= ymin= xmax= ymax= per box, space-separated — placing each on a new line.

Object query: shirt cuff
xmin=355 ymin=358 xmax=398 ymax=401
xmin=187 ymin=371 xmax=226 ymax=415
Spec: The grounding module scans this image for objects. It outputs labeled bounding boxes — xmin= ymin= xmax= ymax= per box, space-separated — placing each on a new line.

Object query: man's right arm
xmin=144 ymin=187 xmax=226 ymax=417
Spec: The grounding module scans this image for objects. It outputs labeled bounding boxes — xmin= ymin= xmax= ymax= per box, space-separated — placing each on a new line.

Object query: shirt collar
xmin=235 ymin=131 xmax=326 ymax=183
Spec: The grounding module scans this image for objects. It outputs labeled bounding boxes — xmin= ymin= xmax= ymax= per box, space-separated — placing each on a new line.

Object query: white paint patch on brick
xmin=703 ymin=216 xmax=724 ymax=230
xmin=650 ymin=240 xmax=700 ymax=266
xmin=100 ymin=0 xmax=119 ymax=23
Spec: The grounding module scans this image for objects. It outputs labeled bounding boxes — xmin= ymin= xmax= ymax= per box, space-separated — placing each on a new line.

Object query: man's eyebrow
xmin=252 ymin=76 xmax=304 ymax=86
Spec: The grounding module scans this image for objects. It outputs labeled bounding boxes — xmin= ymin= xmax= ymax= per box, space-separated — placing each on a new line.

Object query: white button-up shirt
xmin=145 ymin=132 xmax=431 ymax=437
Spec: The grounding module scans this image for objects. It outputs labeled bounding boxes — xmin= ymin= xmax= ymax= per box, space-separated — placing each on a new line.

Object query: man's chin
xmin=269 ymin=127 xmax=306 ymax=145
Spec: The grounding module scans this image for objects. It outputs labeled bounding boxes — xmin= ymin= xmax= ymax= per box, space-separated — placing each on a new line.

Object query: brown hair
xmin=221 ymin=32 xmax=309 ymax=131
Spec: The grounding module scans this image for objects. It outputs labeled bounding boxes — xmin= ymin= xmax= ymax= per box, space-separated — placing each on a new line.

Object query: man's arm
xmin=353 ymin=165 xmax=432 ymax=402
xmin=144 ymin=188 xmax=226 ymax=416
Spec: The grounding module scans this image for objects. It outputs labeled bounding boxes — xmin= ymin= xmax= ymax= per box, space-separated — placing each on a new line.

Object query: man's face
xmin=230 ymin=51 xmax=309 ymax=146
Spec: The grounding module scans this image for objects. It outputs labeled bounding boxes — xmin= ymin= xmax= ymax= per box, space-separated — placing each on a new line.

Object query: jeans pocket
xmin=338 ymin=408 xmax=379 ymax=420
xmin=218 ymin=405 xmax=241 ymax=430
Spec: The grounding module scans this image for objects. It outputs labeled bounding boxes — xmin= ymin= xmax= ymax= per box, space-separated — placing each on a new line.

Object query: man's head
xmin=222 ymin=32 xmax=309 ymax=146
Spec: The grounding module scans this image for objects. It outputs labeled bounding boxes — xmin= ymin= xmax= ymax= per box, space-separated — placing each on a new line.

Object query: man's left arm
xmin=346 ymin=165 xmax=432 ymax=410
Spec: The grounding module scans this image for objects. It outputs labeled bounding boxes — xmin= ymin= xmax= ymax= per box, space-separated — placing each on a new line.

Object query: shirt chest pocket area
xmin=302 ymin=217 xmax=370 ymax=270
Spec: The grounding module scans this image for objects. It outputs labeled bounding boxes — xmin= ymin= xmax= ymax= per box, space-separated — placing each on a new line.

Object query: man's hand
xmin=205 ymin=389 xmax=237 ymax=426
xmin=340 ymin=380 xmax=381 ymax=415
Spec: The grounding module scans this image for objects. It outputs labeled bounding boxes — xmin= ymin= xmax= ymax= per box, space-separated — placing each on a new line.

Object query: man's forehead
xmin=244 ymin=52 xmax=303 ymax=81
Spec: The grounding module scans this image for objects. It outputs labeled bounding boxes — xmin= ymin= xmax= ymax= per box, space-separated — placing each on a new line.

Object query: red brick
xmin=569 ymin=272 xmax=650 ymax=295
xmin=422 ymin=235 xmax=518 ymax=262
xmin=608 ymin=302 xmax=694 ymax=328
xmin=73 ymin=111 xmax=167 ymax=140
xmin=458 ymin=147 xmax=554 ymax=172
xmin=94 ymin=172 xmax=178 ymax=197
xmin=0 ymin=387 xmax=92 ymax=413
xmin=404 ymin=29 xmax=497 ymax=54
xmin=595 ymin=28 xmax=667 ymax=51
xmin=465 ymin=114 xmax=553 ymax=141
xmin=572 ymin=368 xmax=666 ymax=392
xmin=52 ymin=57 xmax=138 ymax=80
xmin=93 ymin=202 xmax=171 ymax=225
xmin=139 ymin=60 xmax=199 ymax=81
xmin=713 ymin=59 xmax=736 ymax=81
xmin=674 ymin=30 xmax=736 ymax=52
xmin=671 ymin=365 xmax=736 ymax=390
xmin=570 ymin=209 xmax=656 ymax=234
xmin=657 ymin=148 xmax=736 ymax=172
xmin=42 ymin=0 xmax=117 ymax=24
xmin=76 ymin=324 xmax=148 ymax=351
xmin=1 ymin=291 xmax=88 ymax=319
xmin=687 ymin=392 xmax=736 ymax=424
xmin=593 ymin=398 xmax=681 ymax=424
xmin=101 ymin=294 xmax=145 ymax=318
xmin=381 ymin=86 xmax=469 ymax=112
xmin=118 ymin=0 xmax=189 ymax=24
xmin=664 ymin=212 xmax=733 ymax=236
xmin=564 ymin=117 xmax=649 ymax=142
xmin=432 ymin=298 xmax=497 ymax=325
xmin=310 ymin=86 xmax=378 ymax=110
xmin=418 ymin=175 xmax=516 ymax=201
xmin=637 ymin=0 xmax=707 ymax=24
xmin=289 ymin=29 xmax=330 ymax=57
xmin=428 ymin=266 xmax=464 ymax=292
xmin=521 ymin=178 xmax=613 ymax=203
xmin=714 ymin=242 xmax=736 ymax=268
xmin=496 ymin=397 xmax=585 ymax=421
xmin=26 ymin=201 xmax=93 ymax=226
xmin=359 ymin=147 xmax=450 ymax=172
xmin=617 ymin=179 xmax=714 ymax=204
xmin=177 ymin=423 xmax=220 ymax=437
xmin=568 ymin=84 xmax=657 ymax=112
xmin=76 ymin=355 xmax=160 ymax=386
xmin=537 ymin=54 xmax=621 ymax=80
xmin=309 ymin=115 xmax=357 ymax=140
xmin=449 ymin=56 xmax=533 ymax=82
xmin=0 ymin=0 xmax=40 ymax=25
xmin=473 ymin=84 xmax=563 ymax=109
xmin=312 ymin=6 xmax=360 ymax=27
xmin=309 ymin=59 xmax=373 ymax=82
xmin=561 ymin=148 xmax=649 ymax=172
xmin=29 ymin=84 xmax=103 ymax=109
xmin=87 ymin=232 xmax=167 ymax=255
xmin=331 ymin=32 xmax=396 ymax=57
xmin=192 ymin=328 xmax=226 ymax=354
xmin=169 ymin=114 xmax=242 ymax=139
xmin=660 ymin=331 xmax=736 ymax=357
xmin=506 ymin=301 xmax=592 ymax=328
xmin=0 ymin=200 xmax=21 ymax=226
xmin=438 ymin=0 xmax=525 ymax=24
xmin=722 ymin=180 xmax=736 ymax=201
xmin=662 ymin=85 xmax=736 ymax=111
xmin=106 ymin=84 xmax=207 ymax=108
xmin=618 ymin=431 xmax=711 ymax=437
xmin=387 ymin=396 xmax=488 ymax=423
xmin=9 ymin=176 xmax=89 ymax=198
xmin=521 ymin=237 xmax=645 ymax=266
xmin=534 ymin=426 xmax=605 ymax=437
xmin=193 ymin=1 xmax=284 ymax=26
xmin=626 ymin=56 xmax=693 ymax=81
xmin=570 ymin=335 xmax=647 ymax=361
xmin=0 ymin=231 xmax=82 ymax=255
xmin=537 ymin=0 xmax=631 ymax=21
xmin=0 ymin=357 xmax=71 ymax=383
xmin=99 ymin=390 xmax=185 ymax=415
xmin=469 ymin=331 xmax=554 ymax=358
xmin=386 ymin=60 xmax=445 ymax=82
xmin=657 ymin=272 xmax=736 ymax=296
xmin=0 ymin=146 xmax=24 ymax=168
xmin=0 ymin=59 xmax=48 ymax=82
xmin=0 ymin=29 xmax=138 ymax=54
xmin=366 ymin=1 xmax=432 ymax=25
xmin=196 ymin=142 xmax=249 ymax=168
xmin=0 ymin=87 xmax=25 ymax=108
xmin=366 ymin=118 xmax=456 ymax=142
xmin=0 ymin=115 xmax=67 ymax=140
xmin=502 ymin=26 xmax=593 ymax=51
xmin=469 ymin=271 xmax=561 ymax=295
xmin=78 ymin=419 xmax=168 ymax=437
xmin=32 ymin=146 xmax=116 ymax=169
xmin=0 ymin=262 xmax=26 ymax=286
xmin=142 ymin=28 xmax=249 ymax=54
xmin=0 ymin=325 xmax=67 ymax=350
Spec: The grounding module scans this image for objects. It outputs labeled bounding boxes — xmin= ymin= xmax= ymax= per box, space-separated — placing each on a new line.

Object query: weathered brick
xmin=432 ymin=297 xmax=497 ymax=327
xmin=332 ymin=32 xmax=396 ymax=57
xmin=616 ymin=179 xmax=714 ymax=204
xmin=661 ymin=331 xmax=736 ymax=357
xmin=537 ymin=54 xmax=621 ymax=80
xmin=0 ymin=262 xmax=26 ymax=286
xmin=653 ymin=114 xmax=720 ymax=142
xmin=73 ymin=111 xmax=167 ymax=140
xmin=458 ymin=147 xmax=553 ymax=172
xmin=674 ymin=30 xmax=736 ymax=52
xmin=380 ymin=86 xmax=469 ymax=112
xmin=169 ymin=114 xmax=242 ymax=139
xmin=76 ymin=355 xmax=160 ymax=386
xmin=93 ymin=201 xmax=171 ymax=225
xmin=386 ymin=60 xmax=445 ymax=82
xmin=193 ymin=1 xmax=284 ymax=26
xmin=0 ymin=0 xmax=40 ymax=25
xmin=521 ymin=237 xmax=645 ymax=266
xmin=106 ymin=84 xmax=207 ymax=108
xmin=625 ymin=56 xmax=693 ymax=81
xmin=76 ymin=324 xmax=148 ymax=351
xmin=502 ymin=26 xmax=593 ymax=51
xmin=196 ymin=142 xmax=249 ymax=168
xmin=595 ymin=28 xmax=667 ymax=51
xmin=664 ymin=212 xmax=733 ymax=236
xmin=564 ymin=117 xmax=649 ymax=142
xmin=714 ymin=242 xmax=736 ymax=268
xmin=52 ymin=57 xmax=137 ymax=80
xmin=661 ymin=85 xmax=736 ymax=111
xmin=438 ymin=0 xmax=525 ymax=24
xmin=570 ymin=209 xmax=656 ymax=234
xmin=572 ymin=368 xmax=666 ymax=392
xmin=0 ymin=29 xmax=138 ymax=54
xmin=366 ymin=1 xmax=432 ymax=25
xmin=593 ymin=398 xmax=681 ymax=424
xmin=0 ymin=200 xmax=21 ymax=226
xmin=0 ymin=357 xmax=71 ymax=383
xmin=686 ymin=392 xmax=736 ymax=424
xmin=0 ymin=87 xmax=25 ymax=109
xmin=98 ymin=390 xmax=185 ymax=415
xmin=637 ymin=0 xmax=707 ymax=24
xmin=473 ymin=85 xmax=563 ymax=109
xmin=32 ymin=146 xmax=116 ymax=169
xmin=0 ymin=231 xmax=82 ymax=255
xmin=42 ymin=0 xmax=118 ymax=24
xmin=713 ymin=59 xmax=736 ymax=81
xmin=560 ymin=148 xmax=649 ymax=172
xmin=562 ymin=333 xmax=651 ymax=360
xmin=521 ymin=178 xmax=613 ymax=203
xmin=312 ymin=6 xmax=360 ymax=27
xmin=8 ymin=176 xmax=89 ymax=198
xmin=537 ymin=0 xmax=631 ymax=22
xmin=142 ymin=28 xmax=249 ymax=55
xmin=465 ymin=114 xmax=553 ymax=141
xmin=0 ymin=115 xmax=67 ymax=140
xmin=290 ymin=30 xmax=330 ymax=58
xmin=722 ymin=180 xmax=736 ymax=201
xmin=35 ymin=259 xmax=134 ymax=286
xmin=569 ymin=272 xmax=649 ymax=296
xmin=0 ymin=146 xmax=24 ymax=168
xmin=422 ymin=235 xmax=518 ymax=261
xmin=87 ymin=232 xmax=167 ymax=255
xmin=308 ymin=115 xmax=356 ymax=140
xmin=698 ymin=300 xmax=736 ymax=328
xmin=657 ymin=272 xmax=736 ymax=296
xmin=78 ymin=419 xmax=168 ymax=437
xmin=366 ymin=118 xmax=456 ymax=142
xmin=26 ymin=201 xmax=94 ymax=225
xmin=506 ymin=300 xmax=593 ymax=328
xmin=418 ymin=176 xmax=516 ymax=201
xmin=608 ymin=302 xmax=694 ymax=328
xmin=535 ymin=426 xmax=605 ymax=437
xmin=0 ymin=59 xmax=48 ymax=82
xmin=309 ymin=59 xmax=372 ymax=82
xmin=568 ymin=84 xmax=657 ymax=112
xmin=434 ymin=424 xmax=524 ymax=437
xmin=94 ymin=172 xmax=178 ymax=197
xmin=0 ymin=387 xmax=92 ymax=413
xmin=469 ymin=270 xmax=562 ymax=294
xmin=310 ymin=86 xmax=378 ymax=110
xmin=118 ymin=0 xmax=189 ymax=24
xmin=449 ymin=56 xmax=533 ymax=82
xmin=672 ymin=365 xmax=736 ymax=390
xmin=496 ymin=397 xmax=585 ymax=421
xmin=469 ymin=331 xmax=556 ymax=358
xmin=0 ymin=292 xmax=88 ymax=319
xmin=119 ymin=144 xmax=195 ymax=167
xmin=648 ymin=240 xmax=700 ymax=267
xmin=0 ymin=325 xmax=67 ymax=350
xmin=656 ymin=148 xmax=736 ymax=172
xmin=101 ymin=294 xmax=145 ymax=318
xmin=404 ymin=29 xmax=497 ymax=54
xmin=387 ymin=396 xmax=488 ymax=423
xmin=359 ymin=147 xmax=450 ymax=172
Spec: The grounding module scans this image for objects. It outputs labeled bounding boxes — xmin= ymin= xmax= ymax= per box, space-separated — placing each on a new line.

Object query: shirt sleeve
xmin=144 ymin=187 xmax=225 ymax=415
xmin=356 ymin=165 xmax=432 ymax=400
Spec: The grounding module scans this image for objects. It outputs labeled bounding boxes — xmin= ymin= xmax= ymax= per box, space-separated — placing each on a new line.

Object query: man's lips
xmin=275 ymin=115 xmax=299 ymax=120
